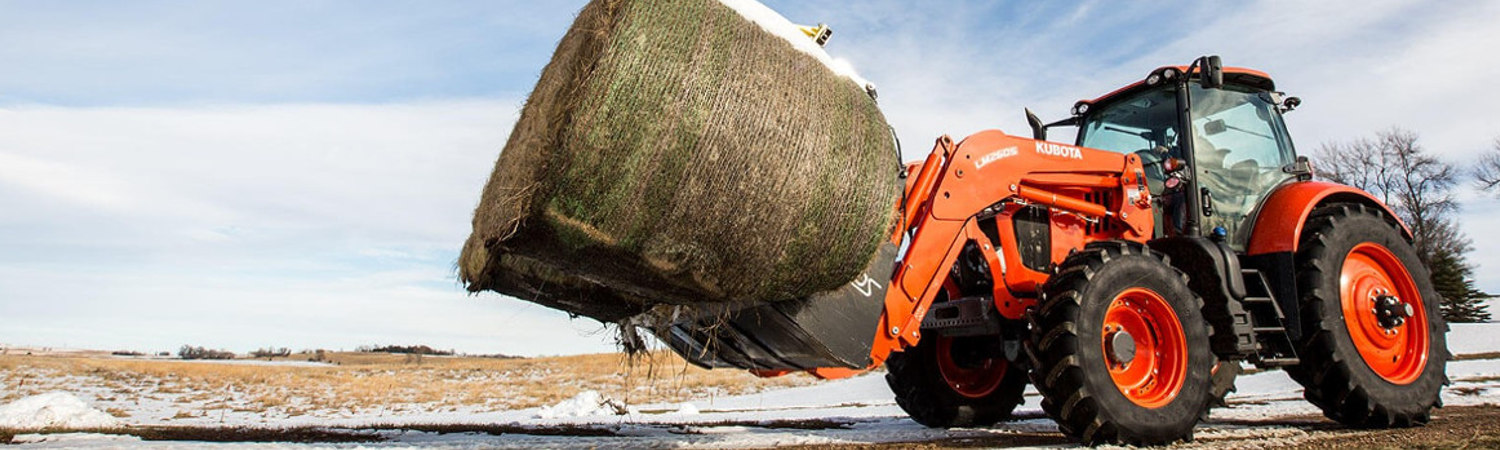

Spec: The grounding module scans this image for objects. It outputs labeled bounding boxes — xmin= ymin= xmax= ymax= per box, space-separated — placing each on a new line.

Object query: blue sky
xmin=3 ymin=0 xmax=1499 ymax=356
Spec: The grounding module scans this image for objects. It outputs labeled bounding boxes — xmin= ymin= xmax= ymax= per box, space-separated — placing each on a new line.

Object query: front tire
xmin=886 ymin=333 xmax=1029 ymax=428
xmin=1027 ymin=241 xmax=1216 ymax=445
xmin=1286 ymin=204 xmax=1447 ymax=427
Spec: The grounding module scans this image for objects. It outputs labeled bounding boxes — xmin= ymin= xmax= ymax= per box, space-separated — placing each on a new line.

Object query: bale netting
xmin=459 ymin=0 xmax=901 ymax=328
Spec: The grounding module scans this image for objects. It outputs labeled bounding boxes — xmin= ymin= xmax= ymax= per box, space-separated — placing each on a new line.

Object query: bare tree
xmin=1315 ymin=128 xmax=1458 ymax=260
xmin=1317 ymin=138 xmax=1394 ymax=203
xmin=1475 ymin=138 xmax=1500 ymax=192
xmin=1314 ymin=128 xmax=1488 ymax=322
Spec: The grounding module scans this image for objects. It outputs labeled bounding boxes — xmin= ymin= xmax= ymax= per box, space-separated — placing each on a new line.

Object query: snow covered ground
xmin=5 ymin=323 xmax=1500 ymax=448
xmin=0 ymin=393 xmax=120 ymax=431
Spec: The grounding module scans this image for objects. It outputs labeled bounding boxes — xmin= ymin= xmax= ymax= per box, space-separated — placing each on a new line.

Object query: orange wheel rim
xmin=1340 ymin=243 xmax=1428 ymax=384
xmin=935 ymin=336 xmax=1008 ymax=399
xmin=932 ymin=277 xmax=1006 ymax=399
xmin=1101 ymin=287 xmax=1187 ymax=408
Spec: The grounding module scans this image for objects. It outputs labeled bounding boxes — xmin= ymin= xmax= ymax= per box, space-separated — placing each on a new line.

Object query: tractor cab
xmin=1036 ymin=57 xmax=1306 ymax=249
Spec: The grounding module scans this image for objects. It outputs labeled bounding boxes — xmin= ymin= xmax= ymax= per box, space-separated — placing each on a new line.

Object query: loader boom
xmin=868 ymin=131 xmax=1155 ymax=367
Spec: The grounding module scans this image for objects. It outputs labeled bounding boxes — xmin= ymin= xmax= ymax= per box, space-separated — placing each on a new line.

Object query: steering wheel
xmin=1136 ymin=144 xmax=1173 ymax=164
xmin=1132 ymin=147 xmax=1170 ymax=193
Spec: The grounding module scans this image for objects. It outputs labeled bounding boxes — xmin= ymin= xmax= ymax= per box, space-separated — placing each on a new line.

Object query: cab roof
xmin=1080 ymin=66 xmax=1275 ymax=109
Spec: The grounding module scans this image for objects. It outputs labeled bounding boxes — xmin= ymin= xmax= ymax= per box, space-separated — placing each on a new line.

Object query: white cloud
xmin=0 ymin=151 xmax=142 ymax=212
xmin=1 ymin=101 xmax=514 ymax=248
xmin=0 ymin=101 xmax=618 ymax=356
xmin=786 ymin=0 xmax=1499 ymax=158
xmin=0 ymin=2 xmax=583 ymax=105
xmin=1118 ymin=0 xmax=1500 ymax=158
xmin=0 ymin=263 xmax=619 ymax=356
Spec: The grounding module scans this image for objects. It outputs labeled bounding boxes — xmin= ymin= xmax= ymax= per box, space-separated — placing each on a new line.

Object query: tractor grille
xmin=1013 ymin=205 xmax=1050 ymax=271
xmin=1081 ymin=190 xmax=1120 ymax=235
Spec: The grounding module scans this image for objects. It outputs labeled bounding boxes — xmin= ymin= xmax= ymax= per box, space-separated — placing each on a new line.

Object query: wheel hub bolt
xmin=1107 ymin=330 xmax=1136 ymax=364
xmin=1373 ymin=294 xmax=1412 ymax=329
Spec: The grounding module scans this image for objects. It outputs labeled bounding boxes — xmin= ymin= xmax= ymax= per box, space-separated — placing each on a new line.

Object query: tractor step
xmin=1240 ymin=269 xmax=1301 ymax=367
xmin=921 ymin=296 xmax=1002 ymax=337
xmin=1254 ymin=357 xmax=1301 ymax=367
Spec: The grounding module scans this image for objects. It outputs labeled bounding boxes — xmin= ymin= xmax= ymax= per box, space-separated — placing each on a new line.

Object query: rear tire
xmin=1285 ymin=204 xmax=1447 ymax=427
xmin=886 ymin=334 xmax=1028 ymax=427
xmin=1027 ymin=241 xmax=1216 ymax=445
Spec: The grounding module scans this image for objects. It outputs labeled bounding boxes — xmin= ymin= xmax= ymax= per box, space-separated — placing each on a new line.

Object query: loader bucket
xmin=657 ymin=243 xmax=898 ymax=370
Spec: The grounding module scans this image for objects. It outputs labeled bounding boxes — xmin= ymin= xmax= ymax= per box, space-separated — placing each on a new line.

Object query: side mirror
xmin=1283 ymin=156 xmax=1314 ymax=181
xmin=1283 ymin=96 xmax=1301 ymax=112
xmin=1025 ymin=108 xmax=1047 ymax=141
xmin=1269 ymin=92 xmax=1301 ymax=113
xmin=1199 ymin=55 xmax=1224 ymax=89
xmin=1204 ymin=119 xmax=1227 ymax=136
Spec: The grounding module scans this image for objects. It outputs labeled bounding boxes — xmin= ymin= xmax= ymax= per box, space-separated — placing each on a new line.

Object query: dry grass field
xmin=0 ymin=349 xmax=819 ymax=424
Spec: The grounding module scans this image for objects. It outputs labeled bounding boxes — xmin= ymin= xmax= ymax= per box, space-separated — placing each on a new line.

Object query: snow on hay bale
xmin=460 ymin=0 xmax=900 ymax=324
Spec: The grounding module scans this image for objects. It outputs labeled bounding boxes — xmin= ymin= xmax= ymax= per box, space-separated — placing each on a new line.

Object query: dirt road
xmin=7 ymin=404 xmax=1500 ymax=448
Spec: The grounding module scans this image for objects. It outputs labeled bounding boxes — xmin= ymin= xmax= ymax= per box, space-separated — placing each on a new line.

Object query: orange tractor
xmin=656 ymin=56 xmax=1447 ymax=444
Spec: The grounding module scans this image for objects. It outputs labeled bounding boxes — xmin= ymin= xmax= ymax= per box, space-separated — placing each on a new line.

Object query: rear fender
xmin=1246 ymin=181 xmax=1411 ymax=256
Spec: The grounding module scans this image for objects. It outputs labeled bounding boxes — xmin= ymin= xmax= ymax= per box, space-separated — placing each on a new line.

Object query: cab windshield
xmin=1077 ymin=86 xmax=1182 ymax=199
xmin=1077 ymin=87 xmax=1179 ymax=159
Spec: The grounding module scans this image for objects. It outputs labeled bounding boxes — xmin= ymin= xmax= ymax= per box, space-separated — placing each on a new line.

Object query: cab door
xmin=1188 ymin=85 xmax=1298 ymax=249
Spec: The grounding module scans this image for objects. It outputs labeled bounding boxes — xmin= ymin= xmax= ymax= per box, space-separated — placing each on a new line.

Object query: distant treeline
xmin=355 ymin=344 xmax=454 ymax=356
xmin=250 ymin=347 xmax=292 ymax=358
xmin=111 ymin=350 xmax=172 ymax=357
xmin=162 ymin=344 xmax=514 ymax=360
xmin=178 ymin=345 xmax=236 ymax=360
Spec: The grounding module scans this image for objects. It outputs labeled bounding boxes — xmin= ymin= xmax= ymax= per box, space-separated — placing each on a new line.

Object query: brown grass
xmin=0 ymin=350 xmax=815 ymax=418
xmin=1454 ymin=351 xmax=1500 ymax=361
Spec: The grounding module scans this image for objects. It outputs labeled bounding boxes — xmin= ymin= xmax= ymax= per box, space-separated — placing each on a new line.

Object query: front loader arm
xmin=866 ymin=130 xmax=1154 ymax=368
xmin=673 ymin=129 xmax=1154 ymax=380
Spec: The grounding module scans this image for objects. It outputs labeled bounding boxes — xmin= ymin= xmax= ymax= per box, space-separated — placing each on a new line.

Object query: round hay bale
xmin=460 ymin=0 xmax=900 ymax=323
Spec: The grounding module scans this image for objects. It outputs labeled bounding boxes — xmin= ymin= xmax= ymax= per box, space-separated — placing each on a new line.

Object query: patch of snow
xmin=696 ymin=372 xmax=893 ymax=413
xmin=0 ymin=392 xmax=121 ymax=430
xmin=534 ymin=391 xmax=626 ymax=419
xmin=674 ymin=402 xmax=699 ymax=415
xmin=1446 ymin=322 xmax=1500 ymax=355
xmin=714 ymin=0 xmax=874 ymax=90
xmin=10 ymin=433 xmax=142 ymax=447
